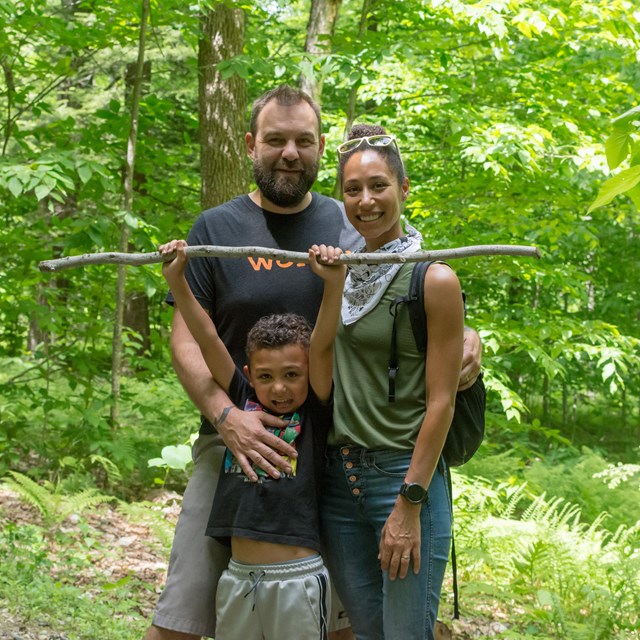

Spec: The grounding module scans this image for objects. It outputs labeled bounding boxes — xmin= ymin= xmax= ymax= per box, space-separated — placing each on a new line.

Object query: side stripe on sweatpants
xmin=316 ymin=571 xmax=329 ymax=640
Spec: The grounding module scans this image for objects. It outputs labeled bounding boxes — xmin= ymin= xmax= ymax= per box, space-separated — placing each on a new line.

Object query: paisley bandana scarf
xmin=342 ymin=222 xmax=423 ymax=325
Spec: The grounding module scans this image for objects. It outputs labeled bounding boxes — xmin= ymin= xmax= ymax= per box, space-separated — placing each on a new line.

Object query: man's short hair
xmin=245 ymin=313 xmax=312 ymax=360
xmin=250 ymin=85 xmax=322 ymax=137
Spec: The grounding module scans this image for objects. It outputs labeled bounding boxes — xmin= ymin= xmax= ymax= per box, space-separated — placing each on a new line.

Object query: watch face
xmin=403 ymin=483 xmax=426 ymax=503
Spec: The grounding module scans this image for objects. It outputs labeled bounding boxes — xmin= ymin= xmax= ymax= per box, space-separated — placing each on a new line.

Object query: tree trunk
xmin=198 ymin=4 xmax=248 ymax=210
xmin=333 ymin=0 xmax=375 ymax=198
xmin=542 ymin=373 xmax=550 ymax=427
xmin=124 ymin=291 xmax=151 ymax=354
xmin=300 ymin=0 xmax=342 ymax=103
xmin=122 ymin=60 xmax=152 ymax=358
xmin=111 ymin=0 xmax=150 ymax=427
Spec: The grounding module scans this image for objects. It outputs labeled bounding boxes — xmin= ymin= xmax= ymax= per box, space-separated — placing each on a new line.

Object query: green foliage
xmin=2 ymin=470 xmax=115 ymax=531
xmin=0 ymin=356 xmax=197 ymax=496
xmin=523 ymin=448 xmax=640 ymax=532
xmin=147 ymin=433 xmax=196 ymax=487
xmin=451 ymin=471 xmax=640 ymax=638
xmin=590 ymin=105 xmax=640 ymax=212
xmin=1 ymin=1 xmax=639 ymax=634
xmin=0 ymin=516 xmax=155 ymax=640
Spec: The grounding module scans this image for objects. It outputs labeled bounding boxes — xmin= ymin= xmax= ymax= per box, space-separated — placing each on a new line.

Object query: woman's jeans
xmin=321 ymin=446 xmax=452 ymax=640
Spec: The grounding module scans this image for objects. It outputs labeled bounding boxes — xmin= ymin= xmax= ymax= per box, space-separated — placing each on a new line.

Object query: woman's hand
xmin=378 ymin=497 xmax=422 ymax=579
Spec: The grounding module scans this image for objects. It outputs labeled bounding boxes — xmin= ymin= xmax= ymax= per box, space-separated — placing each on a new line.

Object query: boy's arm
xmin=307 ymin=244 xmax=346 ymax=403
xmin=161 ymin=241 xmax=297 ymax=483
xmin=161 ymin=239 xmax=235 ymax=393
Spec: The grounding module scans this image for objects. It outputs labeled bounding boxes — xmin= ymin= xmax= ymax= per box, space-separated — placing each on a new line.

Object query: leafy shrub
xmin=451 ymin=472 xmax=640 ymax=638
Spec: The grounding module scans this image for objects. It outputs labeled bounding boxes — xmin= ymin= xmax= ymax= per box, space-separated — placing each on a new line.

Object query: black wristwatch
xmin=399 ymin=482 xmax=428 ymax=504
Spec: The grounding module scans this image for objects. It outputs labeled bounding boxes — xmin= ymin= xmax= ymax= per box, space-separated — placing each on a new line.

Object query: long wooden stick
xmin=38 ymin=244 xmax=540 ymax=272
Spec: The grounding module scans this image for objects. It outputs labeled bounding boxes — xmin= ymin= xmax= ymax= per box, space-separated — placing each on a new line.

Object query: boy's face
xmin=244 ymin=344 xmax=309 ymax=414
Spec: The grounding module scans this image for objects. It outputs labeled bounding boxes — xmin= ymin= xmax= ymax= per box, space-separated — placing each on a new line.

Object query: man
xmin=145 ymin=85 xmax=482 ymax=640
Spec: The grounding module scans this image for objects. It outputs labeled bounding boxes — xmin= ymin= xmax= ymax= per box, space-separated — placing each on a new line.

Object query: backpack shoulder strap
xmin=387 ymin=261 xmax=433 ymax=402
xmin=408 ymin=261 xmax=432 ymax=353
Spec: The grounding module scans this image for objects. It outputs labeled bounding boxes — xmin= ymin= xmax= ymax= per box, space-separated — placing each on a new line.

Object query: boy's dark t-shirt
xmin=205 ymin=368 xmax=331 ymax=553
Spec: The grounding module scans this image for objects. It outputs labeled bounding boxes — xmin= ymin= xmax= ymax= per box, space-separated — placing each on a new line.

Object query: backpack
xmin=388 ymin=260 xmax=487 ymax=618
xmin=388 ymin=261 xmax=486 ymax=465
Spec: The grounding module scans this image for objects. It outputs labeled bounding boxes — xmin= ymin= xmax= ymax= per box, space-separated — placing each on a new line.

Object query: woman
xmin=321 ymin=124 xmax=464 ymax=640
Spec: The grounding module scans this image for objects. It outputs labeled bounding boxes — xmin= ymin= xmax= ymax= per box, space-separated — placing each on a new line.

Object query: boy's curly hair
xmin=245 ymin=313 xmax=312 ymax=359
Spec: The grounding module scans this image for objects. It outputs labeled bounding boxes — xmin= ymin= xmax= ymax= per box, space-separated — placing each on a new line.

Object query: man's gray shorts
xmin=152 ymin=434 xmax=349 ymax=638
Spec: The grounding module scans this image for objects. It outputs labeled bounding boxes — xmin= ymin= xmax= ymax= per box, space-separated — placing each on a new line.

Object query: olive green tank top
xmin=329 ymin=263 xmax=427 ymax=450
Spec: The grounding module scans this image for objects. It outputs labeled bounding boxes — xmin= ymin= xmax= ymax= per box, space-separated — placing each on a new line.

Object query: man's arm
xmin=459 ymin=326 xmax=482 ymax=391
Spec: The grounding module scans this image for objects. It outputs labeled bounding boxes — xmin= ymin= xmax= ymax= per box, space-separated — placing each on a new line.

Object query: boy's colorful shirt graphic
xmin=223 ymin=399 xmax=301 ymax=479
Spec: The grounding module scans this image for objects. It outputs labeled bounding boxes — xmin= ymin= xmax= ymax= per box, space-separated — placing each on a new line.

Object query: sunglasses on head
xmin=337 ymin=134 xmax=400 ymax=156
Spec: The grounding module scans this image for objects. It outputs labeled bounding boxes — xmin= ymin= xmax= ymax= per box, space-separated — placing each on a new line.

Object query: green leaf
xmin=77 ymin=163 xmax=93 ymax=184
xmin=604 ymin=130 xmax=630 ymax=170
xmin=35 ymin=184 xmax=52 ymax=201
xmin=148 ymin=444 xmax=192 ymax=471
xmin=8 ymin=176 xmax=22 ymax=197
xmin=536 ymin=589 xmax=554 ymax=607
xmin=626 ymin=184 xmax=640 ymax=209
xmin=588 ymin=165 xmax=640 ymax=212
xmin=122 ymin=211 xmax=136 ymax=228
xmin=612 ymin=105 xmax=640 ymax=128
xmin=601 ymin=361 xmax=615 ymax=381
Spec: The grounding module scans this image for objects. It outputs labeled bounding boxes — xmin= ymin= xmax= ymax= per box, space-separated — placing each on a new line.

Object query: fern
xmin=3 ymin=470 xmax=116 ymax=531
xmin=89 ymin=454 xmax=122 ymax=485
xmin=3 ymin=471 xmax=57 ymax=522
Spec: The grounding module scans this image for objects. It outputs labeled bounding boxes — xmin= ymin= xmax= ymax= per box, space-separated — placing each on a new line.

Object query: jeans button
xmin=341 ymin=447 xmax=350 ymax=456
xmin=348 ymin=475 xmax=357 ymax=483
xmin=352 ymin=488 xmax=361 ymax=496
xmin=345 ymin=461 xmax=354 ymax=469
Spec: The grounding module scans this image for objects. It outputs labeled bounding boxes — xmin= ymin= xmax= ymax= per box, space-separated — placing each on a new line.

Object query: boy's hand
xmin=308 ymin=244 xmax=346 ymax=283
xmin=160 ymin=239 xmax=188 ymax=286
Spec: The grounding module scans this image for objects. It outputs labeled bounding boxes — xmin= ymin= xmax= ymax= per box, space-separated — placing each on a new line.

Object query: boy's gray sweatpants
xmin=216 ymin=554 xmax=331 ymax=640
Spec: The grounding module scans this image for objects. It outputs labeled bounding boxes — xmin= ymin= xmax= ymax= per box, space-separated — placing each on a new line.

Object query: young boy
xmin=160 ymin=239 xmax=346 ymax=640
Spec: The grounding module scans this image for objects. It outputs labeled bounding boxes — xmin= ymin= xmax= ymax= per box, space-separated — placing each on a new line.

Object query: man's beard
xmin=253 ymin=159 xmax=319 ymax=208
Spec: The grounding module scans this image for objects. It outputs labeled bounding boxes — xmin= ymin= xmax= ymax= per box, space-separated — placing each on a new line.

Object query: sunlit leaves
xmin=588 ymin=165 xmax=640 ymax=213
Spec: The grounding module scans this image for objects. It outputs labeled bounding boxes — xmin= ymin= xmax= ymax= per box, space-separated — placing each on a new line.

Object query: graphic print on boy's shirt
xmin=223 ymin=398 xmax=301 ymax=479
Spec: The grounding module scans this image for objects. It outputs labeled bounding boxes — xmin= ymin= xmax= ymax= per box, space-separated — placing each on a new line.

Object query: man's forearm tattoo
xmin=214 ymin=406 xmax=235 ymax=429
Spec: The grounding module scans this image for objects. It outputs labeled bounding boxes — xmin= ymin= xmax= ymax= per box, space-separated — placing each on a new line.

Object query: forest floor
xmin=0 ymin=486 xmax=508 ymax=640
xmin=0 ymin=486 xmax=179 ymax=640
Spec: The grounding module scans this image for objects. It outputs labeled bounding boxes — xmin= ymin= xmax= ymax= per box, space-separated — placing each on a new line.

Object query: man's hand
xmin=216 ymin=406 xmax=298 ymax=482
xmin=458 ymin=327 xmax=482 ymax=391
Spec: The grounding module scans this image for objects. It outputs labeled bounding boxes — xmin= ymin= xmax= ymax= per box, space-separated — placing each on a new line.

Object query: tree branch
xmin=39 ymin=244 xmax=541 ymax=272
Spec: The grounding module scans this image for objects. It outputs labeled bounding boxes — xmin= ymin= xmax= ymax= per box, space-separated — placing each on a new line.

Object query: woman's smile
xmin=342 ymin=149 xmax=409 ymax=251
